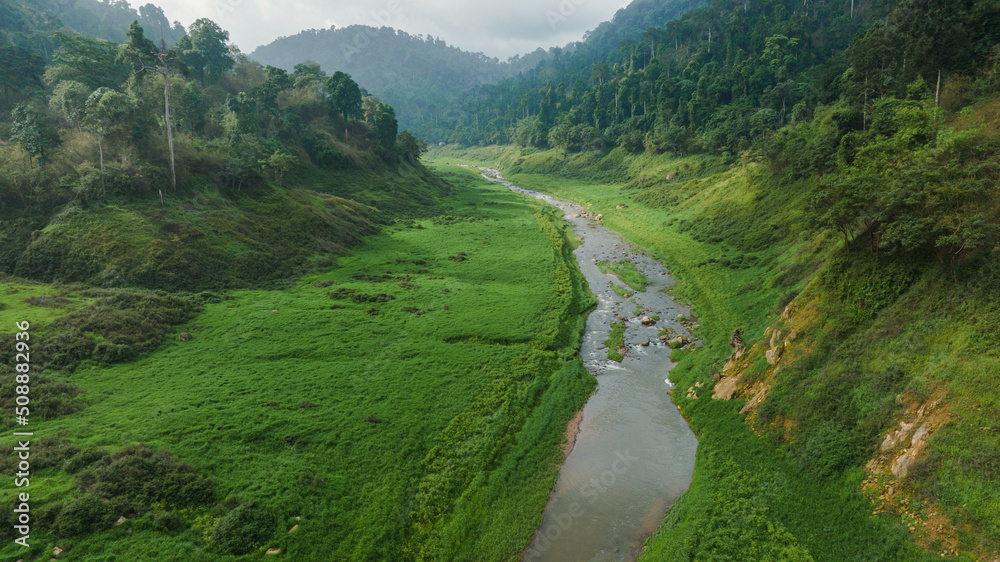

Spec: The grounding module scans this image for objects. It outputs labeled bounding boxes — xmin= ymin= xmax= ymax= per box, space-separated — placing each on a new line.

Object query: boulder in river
xmin=615 ymin=346 xmax=629 ymax=356
xmin=641 ymin=316 xmax=656 ymax=326
xmin=668 ymin=335 xmax=691 ymax=349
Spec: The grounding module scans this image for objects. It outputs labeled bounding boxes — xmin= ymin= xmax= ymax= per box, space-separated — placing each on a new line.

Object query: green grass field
xmin=0 ymin=164 xmax=596 ymax=560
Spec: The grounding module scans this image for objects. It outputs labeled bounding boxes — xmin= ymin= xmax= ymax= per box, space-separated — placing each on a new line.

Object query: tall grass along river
xmin=478 ymin=168 xmax=698 ymax=562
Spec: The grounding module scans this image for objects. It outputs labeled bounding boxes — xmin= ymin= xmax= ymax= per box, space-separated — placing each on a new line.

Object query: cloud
xmin=130 ymin=0 xmax=632 ymax=58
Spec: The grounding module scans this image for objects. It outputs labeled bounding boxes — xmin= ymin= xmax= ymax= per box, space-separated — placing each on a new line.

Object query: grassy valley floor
xmin=0 ymin=165 xmax=596 ymax=560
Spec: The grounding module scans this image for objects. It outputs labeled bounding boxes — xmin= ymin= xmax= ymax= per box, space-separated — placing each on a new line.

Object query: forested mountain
xmin=250 ymin=25 xmax=550 ymax=132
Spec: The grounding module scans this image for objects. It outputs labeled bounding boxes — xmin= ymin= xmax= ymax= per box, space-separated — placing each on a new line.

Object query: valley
xmin=2 ymin=0 xmax=999 ymax=559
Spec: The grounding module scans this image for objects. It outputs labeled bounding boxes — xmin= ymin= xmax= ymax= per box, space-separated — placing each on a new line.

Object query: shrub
xmin=0 ymin=372 xmax=83 ymax=421
xmin=76 ymin=444 xmax=214 ymax=507
xmin=210 ymin=502 xmax=277 ymax=555
xmin=38 ymin=290 xmax=202 ymax=371
xmin=54 ymin=496 xmax=117 ymax=537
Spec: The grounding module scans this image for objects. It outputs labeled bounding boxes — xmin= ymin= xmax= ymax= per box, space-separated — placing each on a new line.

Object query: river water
xmin=479 ymin=169 xmax=698 ymax=562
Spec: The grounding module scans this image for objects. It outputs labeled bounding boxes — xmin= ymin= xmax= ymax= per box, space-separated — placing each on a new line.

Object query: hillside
xmin=433 ymin=97 xmax=1000 ymax=556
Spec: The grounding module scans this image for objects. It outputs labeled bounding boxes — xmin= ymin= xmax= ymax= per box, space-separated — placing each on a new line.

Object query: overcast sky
xmin=132 ymin=0 xmax=635 ymax=59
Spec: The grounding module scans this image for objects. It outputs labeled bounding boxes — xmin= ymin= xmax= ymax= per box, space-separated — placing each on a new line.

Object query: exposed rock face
xmin=764 ymin=330 xmax=784 ymax=365
xmin=178 ymin=332 xmax=192 ymax=342
xmin=712 ymin=297 xmax=816 ymax=410
xmin=868 ymin=390 xmax=950 ymax=479
xmin=862 ymin=388 xmax=961 ymax=556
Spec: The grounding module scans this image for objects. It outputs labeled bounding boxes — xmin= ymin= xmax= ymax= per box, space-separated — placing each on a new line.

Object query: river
xmin=478 ymin=168 xmax=699 ymax=562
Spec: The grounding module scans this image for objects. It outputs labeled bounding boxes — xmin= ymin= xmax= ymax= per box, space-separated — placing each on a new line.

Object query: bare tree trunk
xmin=851 ymin=0 xmax=854 ymax=19
xmin=863 ymin=77 xmax=868 ymax=131
xmin=163 ymin=72 xmax=176 ymax=191
xmin=98 ymin=137 xmax=104 ymax=173
xmin=936 ymin=69 xmax=942 ymax=106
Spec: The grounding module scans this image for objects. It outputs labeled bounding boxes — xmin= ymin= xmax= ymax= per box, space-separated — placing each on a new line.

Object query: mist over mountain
xmin=2 ymin=0 xmax=186 ymax=46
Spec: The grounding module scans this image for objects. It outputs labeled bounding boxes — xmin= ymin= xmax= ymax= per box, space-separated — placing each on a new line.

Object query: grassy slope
xmin=430 ymin=144 xmax=999 ymax=560
xmin=0 ymin=165 xmax=596 ymax=560
xmin=0 ymin=161 xmax=454 ymax=293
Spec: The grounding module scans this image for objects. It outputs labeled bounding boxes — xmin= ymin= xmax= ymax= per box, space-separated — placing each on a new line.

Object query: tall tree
xmin=363 ymin=95 xmax=398 ymax=157
xmin=176 ymin=18 xmax=234 ymax=84
xmin=49 ymin=80 xmax=91 ymax=129
xmin=326 ymin=71 xmax=362 ymax=140
xmin=118 ymin=21 xmax=184 ymax=203
xmin=82 ymin=87 xmax=135 ymax=173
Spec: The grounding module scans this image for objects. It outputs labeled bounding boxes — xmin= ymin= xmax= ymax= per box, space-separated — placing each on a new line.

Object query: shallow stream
xmin=480 ymin=169 xmax=699 ymax=562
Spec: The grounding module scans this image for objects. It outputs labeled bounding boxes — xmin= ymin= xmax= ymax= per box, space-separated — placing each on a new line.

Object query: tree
xmin=396 ymin=131 xmax=426 ymax=164
xmin=118 ymin=21 xmax=184 ymax=203
xmin=176 ymin=18 xmax=234 ymax=84
xmin=10 ymin=104 xmax=60 ymax=168
xmin=82 ymin=88 xmax=135 ymax=173
xmin=256 ymin=65 xmax=291 ymax=118
xmin=224 ymin=92 xmax=261 ymax=136
xmin=512 ymin=116 xmax=547 ymax=147
xmin=292 ymin=61 xmax=326 ymax=90
xmin=49 ymin=81 xmax=92 ymax=129
xmin=363 ymin=95 xmax=397 ymax=157
xmin=326 ymin=71 xmax=362 ymax=140
xmin=260 ymin=150 xmax=297 ymax=188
